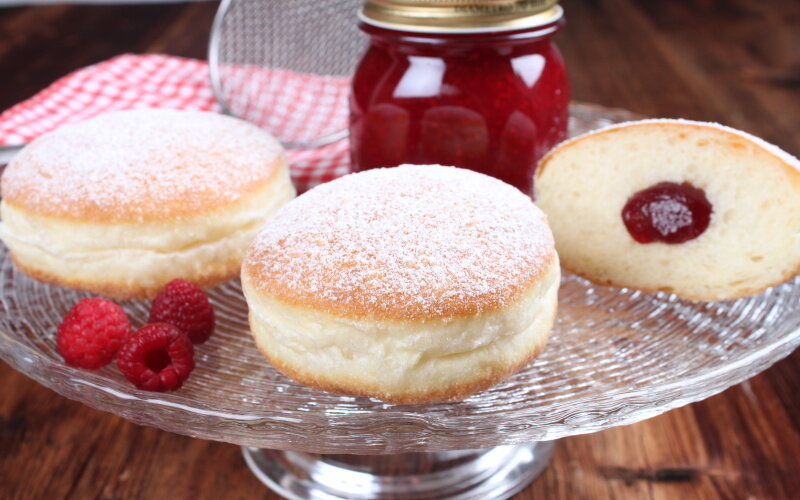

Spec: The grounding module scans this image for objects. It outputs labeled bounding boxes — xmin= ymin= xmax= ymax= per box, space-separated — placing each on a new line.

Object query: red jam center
xmin=349 ymin=24 xmax=570 ymax=196
xmin=622 ymin=182 xmax=712 ymax=244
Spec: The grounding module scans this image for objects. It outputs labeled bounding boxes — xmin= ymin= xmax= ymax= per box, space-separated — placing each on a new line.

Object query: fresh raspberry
xmin=57 ymin=298 xmax=132 ymax=369
xmin=116 ymin=323 xmax=194 ymax=391
xmin=149 ymin=279 xmax=215 ymax=344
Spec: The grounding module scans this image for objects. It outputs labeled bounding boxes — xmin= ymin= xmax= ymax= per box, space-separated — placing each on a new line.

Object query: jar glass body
xmin=349 ymin=22 xmax=570 ymax=196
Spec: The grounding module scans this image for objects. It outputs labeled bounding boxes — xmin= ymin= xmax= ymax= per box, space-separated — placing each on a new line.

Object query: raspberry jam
xmin=349 ymin=13 xmax=569 ymax=196
xmin=622 ymin=182 xmax=712 ymax=244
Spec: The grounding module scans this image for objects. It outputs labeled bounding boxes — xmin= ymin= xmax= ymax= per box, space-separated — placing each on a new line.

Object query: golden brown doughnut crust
xmin=242 ymin=165 xmax=557 ymax=322
xmin=1 ymin=109 xmax=286 ymax=223
xmin=537 ymin=119 xmax=800 ymax=189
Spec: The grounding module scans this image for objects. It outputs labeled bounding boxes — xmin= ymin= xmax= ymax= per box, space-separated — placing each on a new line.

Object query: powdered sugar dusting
xmin=244 ymin=165 xmax=556 ymax=320
xmin=543 ymin=118 xmax=800 ymax=173
xmin=646 ymin=199 xmax=692 ymax=236
xmin=1 ymin=109 xmax=284 ymax=221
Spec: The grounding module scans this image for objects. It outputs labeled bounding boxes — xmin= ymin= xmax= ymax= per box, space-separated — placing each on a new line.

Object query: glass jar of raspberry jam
xmin=350 ymin=0 xmax=569 ymax=196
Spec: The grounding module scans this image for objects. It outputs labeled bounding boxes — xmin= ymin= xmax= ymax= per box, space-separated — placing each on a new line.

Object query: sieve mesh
xmin=209 ymin=0 xmax=366 ymax=148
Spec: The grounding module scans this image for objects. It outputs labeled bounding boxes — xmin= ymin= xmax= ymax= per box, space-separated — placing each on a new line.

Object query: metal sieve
xmin=208 ymin=0 xmax=365 ymax=149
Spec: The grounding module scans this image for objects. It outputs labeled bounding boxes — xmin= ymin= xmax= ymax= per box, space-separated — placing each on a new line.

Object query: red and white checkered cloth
xmin=0 ymin=54 xmax=351 ymax=192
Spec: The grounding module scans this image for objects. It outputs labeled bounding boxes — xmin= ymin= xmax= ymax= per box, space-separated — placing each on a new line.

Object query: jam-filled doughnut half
xmin=535 ymin=119 xmax=800 ymax=300
xmin=0 ymin=109 xmax=295 ymax=299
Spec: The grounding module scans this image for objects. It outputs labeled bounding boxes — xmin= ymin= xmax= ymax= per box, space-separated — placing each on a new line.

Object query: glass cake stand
xmin=2 ymin=105 xmax=799 ymax=500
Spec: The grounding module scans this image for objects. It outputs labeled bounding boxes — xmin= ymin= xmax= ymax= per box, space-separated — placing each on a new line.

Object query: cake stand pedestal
xmin=243 ymin=442 xmax=555 ymax=500
xmin=2 ymin=105 xmax=799 ymax=500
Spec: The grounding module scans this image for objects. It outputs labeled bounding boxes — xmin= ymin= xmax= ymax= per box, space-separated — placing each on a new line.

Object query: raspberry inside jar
xmin=622 ymin=182 xmax=712 ymax=244
xmin=350 ymin=2 xmax=569 ymax=197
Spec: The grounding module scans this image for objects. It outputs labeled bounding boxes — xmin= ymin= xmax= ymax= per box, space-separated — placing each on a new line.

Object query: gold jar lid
xmin=360 ymin=0 xmax=563 ymax=33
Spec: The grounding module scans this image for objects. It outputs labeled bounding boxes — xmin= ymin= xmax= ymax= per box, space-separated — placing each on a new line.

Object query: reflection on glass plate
xmin=2 ymin=103 xmax=798 ymax=454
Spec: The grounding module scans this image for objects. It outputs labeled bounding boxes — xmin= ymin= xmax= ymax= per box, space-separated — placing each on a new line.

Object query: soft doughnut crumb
xmin=535 ymin=119 xmax=800 ymax=300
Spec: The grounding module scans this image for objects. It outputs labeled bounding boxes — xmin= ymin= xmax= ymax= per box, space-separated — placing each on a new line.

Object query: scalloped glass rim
xmin=2 ymin=103 xmax=798 ymax=454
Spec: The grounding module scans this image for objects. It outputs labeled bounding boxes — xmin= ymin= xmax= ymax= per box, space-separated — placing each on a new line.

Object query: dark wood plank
xmin=0 ymin=3 xmax=215 ymax=111
xmin=0 ymin=1 xmax=798 ymax=499
xmin=560 ymin=0 xmax=800 ymax=152
xmin=0 ymin=363 xmax=270 ymax=500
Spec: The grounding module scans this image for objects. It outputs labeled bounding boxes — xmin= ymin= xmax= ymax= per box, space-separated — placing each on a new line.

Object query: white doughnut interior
xmin=535 ymin=119 xmax=800 ymax=300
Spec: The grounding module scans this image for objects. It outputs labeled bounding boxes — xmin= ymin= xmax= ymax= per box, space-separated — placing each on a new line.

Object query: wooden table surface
xmin=1 ymin=1 xmax=798 ymax=499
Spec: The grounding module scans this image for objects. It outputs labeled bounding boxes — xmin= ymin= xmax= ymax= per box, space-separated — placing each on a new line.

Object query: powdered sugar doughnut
xmin=242 ymin=164 xmax=559 ymax=404
xmin=0 ymin=109 xmax=295 ymax=299
xmin=535 ymin=119 xmax=800 ymax=300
